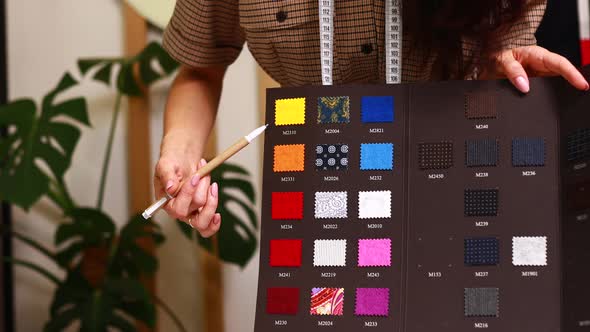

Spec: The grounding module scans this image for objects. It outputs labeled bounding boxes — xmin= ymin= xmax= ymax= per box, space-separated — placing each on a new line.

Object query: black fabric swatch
xmin=464 ymin=288 xmax=499 ymax=317
xmin=418 ymin=142 xmax=453 ymax=170
xmin=465 ymin=189 xmax=498 ymax=217
xmin=315 ymin=144 xmax=349 ymax=171
xmin=465 ymin=237 xmax=500 ymax=266
xmin=466 ymin=139 xmax=499 ymax=167
xmin=512 ymin=137 xmax=545 ymax=167
xmin=567 ymin=128 xmax=590 ymax=163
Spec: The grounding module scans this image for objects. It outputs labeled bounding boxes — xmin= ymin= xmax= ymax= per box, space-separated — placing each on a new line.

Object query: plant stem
xmin=3 ymin=257 xmax=61 ymax=285
xmin=48 ymin=177 xmax=75 ymax=213
xmin=97 ymin=93 xmax=123 ymax=210
xmin=153 ymin=296 xmax=188 ymax=332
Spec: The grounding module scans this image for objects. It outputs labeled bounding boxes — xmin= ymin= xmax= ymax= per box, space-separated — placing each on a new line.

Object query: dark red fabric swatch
xmin=270 ymin=239 xmax=302 ymax=267
xmin=272 ymin=192 xmax=304 ymax=220
xmin=267 ymin=287 xmax=300 ymax=315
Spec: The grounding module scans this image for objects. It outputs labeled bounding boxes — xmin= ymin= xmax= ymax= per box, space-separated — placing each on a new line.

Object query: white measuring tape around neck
xmin=319 ymin=0 xmax=403 ymax=85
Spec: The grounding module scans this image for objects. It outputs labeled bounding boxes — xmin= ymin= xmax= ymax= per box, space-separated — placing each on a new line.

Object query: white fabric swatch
xmin=358 ymin=191 xmax=392 ymax=219
xmin=314 ymin=239 xmax=347 ymax=266
xmin=512 ymin=236 xmax=547 ymax=266
xmin=315 ymin=191 xmax=348 ymax=218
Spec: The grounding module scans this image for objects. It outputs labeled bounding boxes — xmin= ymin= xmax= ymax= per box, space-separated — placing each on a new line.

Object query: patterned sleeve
xmin=162 ymin=0 xmax=246 ymax=68
xmin=493 ymin=0 xmax=548 ymax=50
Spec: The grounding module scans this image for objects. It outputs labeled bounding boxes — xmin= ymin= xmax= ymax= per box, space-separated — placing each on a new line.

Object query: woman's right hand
xmin=153 ymin=130 xmax=221 ymax=238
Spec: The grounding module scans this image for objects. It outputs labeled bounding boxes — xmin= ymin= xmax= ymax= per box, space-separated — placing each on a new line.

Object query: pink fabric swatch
xmin=358 ymin=239 xmax=391 ymax=267
xmin=355 ymin=288 xmax=390 ymax=316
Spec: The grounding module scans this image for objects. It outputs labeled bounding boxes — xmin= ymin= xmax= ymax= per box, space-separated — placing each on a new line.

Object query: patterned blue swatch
xmin=512 ymin=137 xmax=545 ymax=167
xmin=360 ymin=143 xmax=394 ymax=170
xmin=361 ymin=96 xmax=394 ymax=123
xmin=466 ymin=138 xmax=498 ymax=167
xmin=464 ymin=237 xmax=500 ymax=266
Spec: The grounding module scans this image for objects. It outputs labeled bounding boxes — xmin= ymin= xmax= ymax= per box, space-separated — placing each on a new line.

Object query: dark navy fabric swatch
xmin=316 ymin=144 xmax=349 ymax=171
xmin=567 ymin=128 xmax=590 ymax=162
xmin=361 ymin=96 xmax=394 ymax=123
xmin=464 ymin=237 xmax=500 ymax=266
xmin=466 ymin=139 xmax=498 ymax=167
xmin=464 ymin=189 xmax=498 ymax=217
xmin=512 ymin=137 xmax=545 ymax=167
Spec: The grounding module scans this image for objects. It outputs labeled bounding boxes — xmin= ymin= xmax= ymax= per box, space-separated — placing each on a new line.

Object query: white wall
xmin=7 ymin=0 xmax=260 ymax=331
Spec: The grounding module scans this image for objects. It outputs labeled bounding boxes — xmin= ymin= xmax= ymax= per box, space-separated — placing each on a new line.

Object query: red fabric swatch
xmin=272 ymin=192 xmax=304 ymax=220
xmin=267 ymin=287 xmax=300 ymax=315
xmin=270 ymin=239 xmax=302 ymax=267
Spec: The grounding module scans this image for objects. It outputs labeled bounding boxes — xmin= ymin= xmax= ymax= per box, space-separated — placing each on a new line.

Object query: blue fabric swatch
xmin=512 ymin=137 xmax=545 ymax=167
xmin=466 ymin=138 xmax=498 ymax=167
xmin=464 ymin=237 xmax=500 ymax=266
xmin=360 ymin=143 xmax=394 ymax=170
xmin=361 ymin=96 xmax=394 ymax=123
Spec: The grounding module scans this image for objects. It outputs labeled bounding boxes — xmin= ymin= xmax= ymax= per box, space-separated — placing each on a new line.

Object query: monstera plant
xmin=0 ymin=41 xmax=258 ymax=330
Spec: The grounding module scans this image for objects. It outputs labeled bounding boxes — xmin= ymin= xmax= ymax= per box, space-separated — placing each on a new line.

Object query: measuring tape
xmin=319 ymin=0 xmax=403 ymax=85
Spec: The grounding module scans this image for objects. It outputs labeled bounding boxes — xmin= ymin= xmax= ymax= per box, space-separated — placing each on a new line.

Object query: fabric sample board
xmin=255 ymin=66 xmax=590 ymax=332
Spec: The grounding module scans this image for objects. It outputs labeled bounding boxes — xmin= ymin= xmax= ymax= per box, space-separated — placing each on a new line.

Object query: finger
xmin=192 ymin=159 xmax=211 ymax=209
xmin=498 ymin=50 xmax=530 ymax=93
xmin=200 ymin=213 xmax=221 ymax=238
xmin=155 ymin=159 xmax=182 ymax=198
xmin=193 ymin=182 xmax=219 ymax=233
xmin=540 ymin=50 xmax=589 ymax=91
xmin=171 ymin=173 xmax=201 ymax=218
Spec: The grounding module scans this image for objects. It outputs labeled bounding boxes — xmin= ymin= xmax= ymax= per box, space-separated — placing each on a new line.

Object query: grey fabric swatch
xmin=464 ymin=288 xmax=499 ymax=317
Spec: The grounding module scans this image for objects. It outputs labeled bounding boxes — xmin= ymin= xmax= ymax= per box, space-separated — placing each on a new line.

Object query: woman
xmin=154 ymin=0 xmax=590 ymax=237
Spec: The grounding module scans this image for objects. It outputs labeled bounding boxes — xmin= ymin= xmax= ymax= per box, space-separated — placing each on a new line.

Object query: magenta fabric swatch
xmin=358 ymin=239 xmax=391 ymax=267
xmin=355 ymin=288 xmax=390 ymax=316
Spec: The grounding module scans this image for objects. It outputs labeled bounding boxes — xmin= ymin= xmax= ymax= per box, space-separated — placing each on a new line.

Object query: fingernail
xmin=165 ymin=180 xmax=174 ymax=191
xmin=515 ymin=76 xmax=530 ymax=93
xmin=214 ymin=214 xmax=221 ymax=225
xmin=211 ymin=182 xmax=218 ymax=198
xmin=200 ymin=158 xmax=207 ymax=167
xmin=191 ymin=174 xmax=200 ymax=187
xmin=585 ymin=82 xmax=589 ymax=91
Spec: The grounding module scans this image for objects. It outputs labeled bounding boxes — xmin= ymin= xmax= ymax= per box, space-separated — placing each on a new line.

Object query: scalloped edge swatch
xmin=354 ymin=288 xmax=390 ymax=316
xmin=358 ymin=239 xmax=391 ymax=267
xmin=512 ymin=236 xmax=548 ymax=266
xmin=512 ymin=137 xmax=546 ymax=167
xmin=360 ymin=143 xmax=394 ymax=170
xmin=314 ymin=191 xmax=348 ymax=219
xmin=358 ymin=190 xmax=392 ymax=219
xmin=464 ymin=287 xmax=499 ymax=317
xmin=267 ymin=287 xmax=300 ymax=315
xmin=310 ymin=288 xmax=345 ymax=316
xmin=275 ymin=97 xmax=306 ymax=126
xmin=269 ymin=239 xmax=303 ymax=267
xmin=273 ymin=144 xmax=305 ymax=172
xmin=313 ymin=239 xmax=347 ymax=266
xmin=317 ymin=96 xmax=351 ymax=124
xmin=271 ymin=192 xmax=304 ymax=220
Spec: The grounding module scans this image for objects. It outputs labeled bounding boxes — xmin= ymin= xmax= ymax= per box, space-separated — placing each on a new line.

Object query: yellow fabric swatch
xmin=274 ymin=144 xmax=305 ymax=172
xmin=275 ymin=98 xmax=306 ymax=126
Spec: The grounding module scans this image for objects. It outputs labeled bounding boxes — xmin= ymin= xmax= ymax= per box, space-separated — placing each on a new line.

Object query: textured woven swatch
xmin=418 ymin=142 xmax=453 ymax=170
xmin=358 ymin=191 xmax=392 ymax=219
xmin=275 ymin=98 xmax=305 ymax=126
xmin=465 ymin=237 xmax=500 ymax=266
xmin=270 ymin=239 xmax=302 ymax=267
xmin=310 ymin=288 xmax=344 ymax=316
xmin=355 ymin=288 xmax=389 ymax=316
xmin=271 ymin=192 xmax=304 ymax=220
xmin=566 ymin=128 xmax=590 ymax=162
xmin=318 ymin=96 xmax=350 ymax=124
xmin=464 ymin=288 xmax=499 ymax=317
xmin=358 ymin=239 xmax=391 ymax=267
xmin=464 ymin=189 xmax=499 ymax=217
xmin=360 ymin=143 xmax=394 ymax=170
xmin=314 ymin=239 xmax=347 ymax=266
xmin=267 ymin=287 xmax=299 ymax=315
xmin=315 ymin=191 xmax=348 ymax=219
xmin=274 ymin=144 xmax=305 ymax=172
xmin=316 ymin=144 xmax=349 ymax=171
xmin=465 ymin=93 xmax=497 ymax=119
xmin=361 ymin=96 xmax=394 ymax=123
xmin=466 ymin=139 xmax=499 ymax=167
xmin=512 ymin=236 xmax=547 ymax=266
xmin=512 ymin=137 xmax=545 ymax=167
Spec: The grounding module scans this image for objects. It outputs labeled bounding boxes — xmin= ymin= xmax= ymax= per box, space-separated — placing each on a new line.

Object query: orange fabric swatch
xmin=274 ymin=144 xmax=305 ymax=172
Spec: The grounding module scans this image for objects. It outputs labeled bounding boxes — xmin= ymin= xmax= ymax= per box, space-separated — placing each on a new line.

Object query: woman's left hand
xmin=489 ymin=45 xmax=589 ymax=93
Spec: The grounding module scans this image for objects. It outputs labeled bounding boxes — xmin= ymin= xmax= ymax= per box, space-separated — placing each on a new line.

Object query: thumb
xmin=497 ymin=50 xmax=530 ymax=93
xmin=155 ymin=161 xmax=181 ymax=197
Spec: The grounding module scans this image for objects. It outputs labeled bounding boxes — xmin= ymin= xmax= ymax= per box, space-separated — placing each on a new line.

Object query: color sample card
xmin=255 ymin=72 xmax=589 ymax=331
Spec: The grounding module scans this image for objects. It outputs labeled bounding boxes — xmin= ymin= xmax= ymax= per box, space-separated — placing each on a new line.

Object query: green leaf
xmin=44 ymin=307 xmax=82 ymax=332
xmin=0 ymin=73 xmax=89 ymax=210
xmin=93 ymin=63 xmax=114 ymax=86
xmin=55 ymin=208 xmax=115 ymax=246
xmin=219 ymin=178 xmax=256 ymax=203
xmin=55 ymin=241 xmax=84 ymax=267
xmin=176 ymin=219 xmax=194 ymax=240
xmin=77 ymin=59 xmax=105 ymax=75
xmin=117 ymin=62 xmax=142 ymax=96
xmin=108 ymin=313 xmax=136 ymax=332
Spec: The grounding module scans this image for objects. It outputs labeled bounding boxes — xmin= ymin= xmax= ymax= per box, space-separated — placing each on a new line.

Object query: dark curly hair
xmin=405 ymin=0 xmax=527 ymax=79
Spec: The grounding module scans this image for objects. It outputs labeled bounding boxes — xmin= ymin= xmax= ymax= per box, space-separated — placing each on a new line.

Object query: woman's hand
xmin=489 ymin=45 xmax=589 ymax=93
xmin=154 ymin=130 xmax=221 ymax=238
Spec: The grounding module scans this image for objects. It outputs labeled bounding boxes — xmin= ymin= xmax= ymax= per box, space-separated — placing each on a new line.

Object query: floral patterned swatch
xmin=310 ymin=288 xmax=344 ymax=315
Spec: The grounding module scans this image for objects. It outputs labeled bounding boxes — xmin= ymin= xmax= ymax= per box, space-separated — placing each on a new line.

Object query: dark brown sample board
xmin=254 ymin=66 xmax=590 ymax=332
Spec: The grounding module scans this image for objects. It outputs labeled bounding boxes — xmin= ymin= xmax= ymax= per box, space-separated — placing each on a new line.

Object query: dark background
xmin=0 ymin=0 xmax=584 ymax=331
